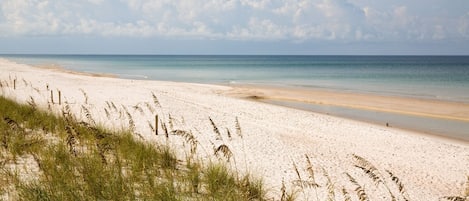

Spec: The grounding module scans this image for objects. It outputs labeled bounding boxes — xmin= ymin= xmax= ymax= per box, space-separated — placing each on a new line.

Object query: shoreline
xmin=1 ymin=58 xmax=468 ymax=200
xmin=220 ymin=84 xmax=469 ymax=142
xmin=34 ymin=63 xmax=118 ymax=78
xmin=222 ymin=84 xmax=469 ymax=122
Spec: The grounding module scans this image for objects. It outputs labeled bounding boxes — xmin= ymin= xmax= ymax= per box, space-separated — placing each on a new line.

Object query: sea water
xmin=3 ymin=55 xmax=469 ymax=103
xmin=2 ymin=55 xmax=469 ymax=140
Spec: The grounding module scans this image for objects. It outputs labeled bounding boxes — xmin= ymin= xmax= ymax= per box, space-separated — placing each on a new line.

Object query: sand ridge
xmin=1 ymin=58 xmax=468 ymax=200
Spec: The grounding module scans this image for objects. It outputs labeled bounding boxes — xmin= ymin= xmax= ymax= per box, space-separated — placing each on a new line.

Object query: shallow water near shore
xmin=264 ymin=99 xmax=469 ymax=141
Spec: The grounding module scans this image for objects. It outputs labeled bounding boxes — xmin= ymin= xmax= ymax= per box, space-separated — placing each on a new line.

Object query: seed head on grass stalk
xmin=144 ymin=102 xmax=155 ymax=113
xmin=151 ymin=92 xmax=161 ymax=108
xmin=322 ymin=167 xmax=335 ymax=201
xmin=214 ymin=144 xmax=233 ymax=162
xmin=122 ymin=105 xmax=135 ymax=132
xmin=133 ymin=104 xmax=144 ymax=115
xmin=209 ymin=117 xmax=222 ymax=141
xmin=342 ymin=187 xmax=352 ymax=201
xmin=79 ymin=88 xmax=89 ymax=104
xmin=27 ymin=96 xmax=37 ymax=110
xmin=345 ymin=172 xmax=369 ymax=201
xmin=111 ymin=101 xmax=118 ymax=111
xmin=353 ymin=154 xmax=396 ymax=201
xmin=171 ymin=130 xmax=198 ymax=154
xmin=32 ymin=86 xmax=40 ymax=94
xmin=81 ymin=105 xmax=96 ymax=126
xmin=292 ymin=161 xmax=309 ymax=189
xmin=305 ymin=154 xmax=319 ymax=188
xmin=386 ymin=170 xmax=411 ymax=201
xmin=22 ymin=78 xmax=28 ymax=87
xmin=353 ymin=154 xmax=383 ymax=185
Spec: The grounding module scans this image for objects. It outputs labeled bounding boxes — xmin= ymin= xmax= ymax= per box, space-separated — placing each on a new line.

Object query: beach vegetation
xmin=0 ymin=96 xmax=266 ymax=200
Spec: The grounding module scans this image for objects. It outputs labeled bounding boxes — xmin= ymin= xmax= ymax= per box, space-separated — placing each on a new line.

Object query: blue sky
xmin=1 ymin=0 xmax=469 ymax=55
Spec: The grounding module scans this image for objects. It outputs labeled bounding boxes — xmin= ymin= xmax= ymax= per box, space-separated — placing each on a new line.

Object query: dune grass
xmin=0 ymin=96 xmax=266 ymax=200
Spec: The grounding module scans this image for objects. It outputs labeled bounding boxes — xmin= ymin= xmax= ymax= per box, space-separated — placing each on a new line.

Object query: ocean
xmin=3 ymin=55 xmax=469 ymax=103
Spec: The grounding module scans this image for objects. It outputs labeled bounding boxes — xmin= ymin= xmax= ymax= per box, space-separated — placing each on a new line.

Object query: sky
xmin=1 ymin=0 xmax=469 ymax=55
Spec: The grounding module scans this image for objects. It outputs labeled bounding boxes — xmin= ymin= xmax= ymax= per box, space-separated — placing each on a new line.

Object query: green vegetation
xmin=0 ymin=96 xmax=266 ymax=200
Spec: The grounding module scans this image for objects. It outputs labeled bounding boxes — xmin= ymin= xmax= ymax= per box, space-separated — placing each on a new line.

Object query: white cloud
xmin=87 ymin=0 xmax=105 ymax=5
xmin=240 ymin=0 xmax=271 ymax=10
xmin=0 ymin=0 xmax=468 ymax=43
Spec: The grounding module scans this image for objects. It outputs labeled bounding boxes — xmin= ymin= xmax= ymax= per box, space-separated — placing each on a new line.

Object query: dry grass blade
xmin=342 ymin=187 xmax=352 ymax=201
xmin=226 ymin=128 xmax=232 ymax=140
xmin=62 ymin=104 xmax=71 ymax=118
xmin=292 ymin=180 xmax=313 ymax=189
xmin=151 ymin=92 xmax=161 ymax=107
xmin=291 ymin=161 xmax=315 ymax=189
xmin=79 ymin=88 xmax=89 ymax=104
xmin=346 ymin=173 xmax=369 ymax=201
xmin=281 ymin=178 xmax=287 ymax=201
xmin=293 ymin=161 xmax=302 ymax=181
xmin=22 ymin=78 xmax=28 ymax=86
xmin=386 ymin=170 xmax=411 ymax=201
xmin=235 ymin=117 xmax=242 ymax=138
xmin=171 ymin=130 xmax=198 ymax=153
xmin=105 ymin=101 xmax=111 ymax=110
xmin=322 ymin=167 xmax=336 ymax=201
xmin=214 ymin=144 xmax=232 ymax=162
xmin=161 ymin=121 xmax=169 ymax=138
xmin=104 ymin=108 xmax=110 ymax=119
xmin=147 ymin=120 xmax=155 ymax=133
xmin=305 ymin=155 xmax=317 ymax=184
xmin=209 ymin=117 xmax=222 ymax=140
xmin=441 ymin=196 xmax=467 ymax=201
xmin=168 ymin=114 xmax=174 ymax=130
xmin=4 ymin=117 xmax=20 ymax=130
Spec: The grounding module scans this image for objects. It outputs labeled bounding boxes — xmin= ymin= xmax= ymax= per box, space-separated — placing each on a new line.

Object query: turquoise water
xmin=3 ymin=55 xmax=469 ymax=103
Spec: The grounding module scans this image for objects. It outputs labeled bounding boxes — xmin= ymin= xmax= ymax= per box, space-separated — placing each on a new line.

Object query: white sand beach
xmin=1 ymin=58 xmax=468 ymax=200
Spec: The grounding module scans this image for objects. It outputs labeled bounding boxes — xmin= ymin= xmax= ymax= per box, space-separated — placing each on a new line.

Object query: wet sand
xmin=223 ymin=84 xmax=469 ymax=122
xmin=221 ymin=84 xmax=469 ymax=141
